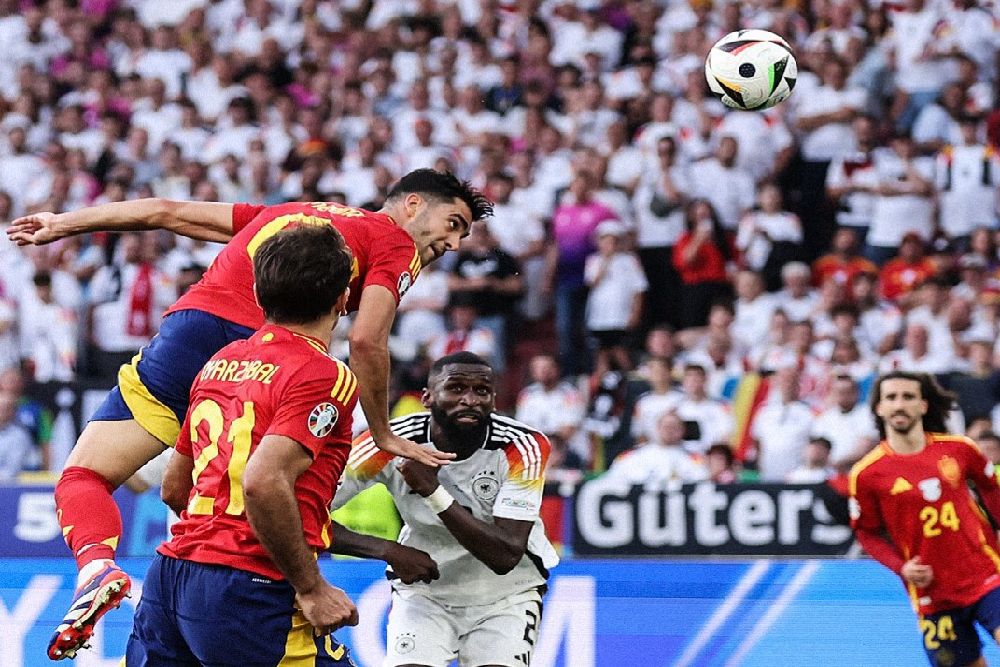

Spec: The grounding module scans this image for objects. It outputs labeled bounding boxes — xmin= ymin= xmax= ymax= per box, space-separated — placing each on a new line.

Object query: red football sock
xmin=55 ymin=467 xmax=123 ymax=571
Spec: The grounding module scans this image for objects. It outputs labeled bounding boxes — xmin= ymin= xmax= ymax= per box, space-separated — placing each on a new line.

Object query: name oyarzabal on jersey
xmin=337 ymin=412 xmax=559 ymax=607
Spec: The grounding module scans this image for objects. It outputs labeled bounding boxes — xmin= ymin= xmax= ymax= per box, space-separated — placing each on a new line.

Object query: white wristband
xmin=424 ymin=486 xmax=454 ymax=514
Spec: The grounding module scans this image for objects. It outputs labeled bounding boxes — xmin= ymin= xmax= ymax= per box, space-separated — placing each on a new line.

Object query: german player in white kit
xmin=332 ymin=351 xmax=558 ymax=667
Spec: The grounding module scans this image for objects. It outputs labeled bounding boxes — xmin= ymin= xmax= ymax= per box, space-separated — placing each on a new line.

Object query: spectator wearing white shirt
xmin=732 ymin=270 xmax=778 ymax=354
xmin=825 ymin=115 xmax=880 ymax=242
xmin=908 ymin=276 xmax=960 ymax=361
xmin=935 ymin=116 xmax=1000 ymax=250
xmin=913 ymin=82 xmax=967 ymax=155
xmin=810 ymin=375 xmax=879 ymax=468
xmin=714 ymin=107 xmax=795 ymax=184
xmin=550 ymin=6 xmax=622 ymax=72
xmin=735 ymin=183 xmax=804 ymax=291
xmin=0 ymin=125 xmax=48 ymax=217
xmin=792 ymin=57 xmax=866 ymax=249
xmin=880 ymin=322 xmax=958 ymax=375
xmin=632 ymin=135 xmax=688 ymax=331
xmin=484 ymin=173 xmax=548 ymax=321
xmin=18 ymin=271 xmax=77 ymax=383
xmin=426 ymin=297 xmax=499 ymax=370
xmin=886 ymin=0 xmax=955 ymax=130
xmin=864 ymin=132 xmax=936 ymax=266
xmin=568 ymin=80 xmax=620 ymax=149
xmin=87 ymin=233 xmax=175 ymax=380
xmin=689 ymin=136 xmax=755 ymax=231
xmin=674 ymin=364 xmax=733 ymax=455
xmin=750 ymin=365 xmax=815 ymax=482
xmin=395 ymin=262 xmax=449 ymax=353
xmin=515 ymin=353 xmax=588 ymax=461
xmin=603 ymin=116 xmax=644 ymax=196
xmin=185 ymin=53 xmax=248 ymax=122
xmin=129 ymin=77 xmax=182 ymax=154
xmin=785 ymin=437 xmax=837 ymax=484
xmin=134 ymin=26 xmax=191 ymax=101
xmin=774 ymin=262 xmax=819 ymax=323
xmin=630 ymin=356 xmax=682 ymax=445
xmin=794 ymin=57 xmax=866 ymax=165
xmin=584 ymin=221 xmax=647 ymax=376
xmin=853 ymin=270 xmax=904 ymax=356
xmin=605 ymin=411 xmax=708 ymax=486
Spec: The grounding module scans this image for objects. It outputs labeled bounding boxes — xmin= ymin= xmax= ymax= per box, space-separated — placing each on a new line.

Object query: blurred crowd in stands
xmin=0 ymin=0 xmax=999 ymax=489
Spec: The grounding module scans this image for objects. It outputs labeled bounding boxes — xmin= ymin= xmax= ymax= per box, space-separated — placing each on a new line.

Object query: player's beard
xmin=887 ymin=412 xmax=920 ymax=435
xmin=432 ymin=404 xmax=489 ymax=451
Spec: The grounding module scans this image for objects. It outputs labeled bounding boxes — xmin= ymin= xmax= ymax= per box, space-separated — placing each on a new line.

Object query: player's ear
xmin=252 ymin=282 xmax=261 ymax=309
xmin=404 ymin=192 xmax=424 ymax=218
xmin=336 ymin=287 xmax=350 ymax=316
xmin=420 ymin=387 xmax=432 ymax=408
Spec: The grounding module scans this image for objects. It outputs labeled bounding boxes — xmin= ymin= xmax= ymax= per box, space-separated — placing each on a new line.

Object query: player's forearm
xmin=55 ymin=199 xmax=234 ymax=242
xmin=438 ymin=505 xmax=524 ymax=575
xmin=327 ymin=520 xmax=393 ymax=560
xmin=349 ymin=341 xmax=393 ymax=441
xmin=245 ymin=476 xmax=323 ymax=593
xmin=854 ymin=527 xmax=905 ymax=575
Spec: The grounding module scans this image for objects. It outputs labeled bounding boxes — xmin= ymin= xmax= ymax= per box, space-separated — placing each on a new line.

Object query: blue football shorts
xmin=125 ymin=554 xmax=355 ymax=666
xmin=90 ymin=310 xmax=254 ymax=447
xmin=920 ymin=585 xmax=1000 ymax=667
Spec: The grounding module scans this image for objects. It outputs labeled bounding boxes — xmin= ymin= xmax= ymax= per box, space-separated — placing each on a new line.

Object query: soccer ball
xmin=704 ymin=30 xmax=797 ymax=111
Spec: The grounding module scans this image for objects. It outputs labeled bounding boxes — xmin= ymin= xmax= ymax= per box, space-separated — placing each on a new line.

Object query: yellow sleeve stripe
xmin=409 ymin=250 xmax=422 ymax=278
xmin=329 ymin=364 xmax=348 ymax=399
xmin=331 ymin=362 xmax=358 ymax=404
xmin=849 ymin=446 xmax=886 ymax=496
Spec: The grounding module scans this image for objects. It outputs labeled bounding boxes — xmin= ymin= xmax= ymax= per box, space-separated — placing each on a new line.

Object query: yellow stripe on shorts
xmin=279 ymin=609 xmax=318 ymax=665
xmin=118 ymin=352 xmax=182 ymax=447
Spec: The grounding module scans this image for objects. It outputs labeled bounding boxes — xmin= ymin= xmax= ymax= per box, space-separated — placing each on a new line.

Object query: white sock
xmin=76 ymin=558 xmax=114 ymax=587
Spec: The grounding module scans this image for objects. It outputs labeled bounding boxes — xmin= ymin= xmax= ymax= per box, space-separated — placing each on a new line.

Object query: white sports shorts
xmin=383 ymin=587 xmax=544 ymax=667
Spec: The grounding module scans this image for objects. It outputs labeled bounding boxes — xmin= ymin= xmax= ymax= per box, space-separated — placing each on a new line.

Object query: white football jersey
xmin=332 ymin=412 xmax=559 ymax=607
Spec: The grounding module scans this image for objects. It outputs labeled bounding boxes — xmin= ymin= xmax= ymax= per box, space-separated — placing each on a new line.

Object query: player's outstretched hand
xmin=901 ymin=555 xmax=934 ymax=588
xmin=385 ymin=543 xmax=440 ymax=584
xmin=6 ymin=212 xmax=64 ymax=246
xmin=297 ymin=580 xmax=359 ymax=636
xmin=397 ymin=459 xmax=441 ymax=497
xmin=378 ymin=432 xmax=455 ymax=467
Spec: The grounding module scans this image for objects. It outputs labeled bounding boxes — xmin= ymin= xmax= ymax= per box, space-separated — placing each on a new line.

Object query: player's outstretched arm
xmin=6 ymin=199 xmax=236 ymax=246
xmin=349 ymin=286 xmax=455 ymax=468
xmin=328 ymin=521 xmax=439 ymax=584
xmin=398 ymin=460 xmax=533 ymax=575
xmin=245 ymin=435 xmax=358 ymax=634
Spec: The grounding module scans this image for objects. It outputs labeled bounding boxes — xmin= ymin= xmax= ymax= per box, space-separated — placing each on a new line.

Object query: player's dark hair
xmin=386 ymin=168 xmax=494 ymax=222
xmin=253 ymin=225 xmax=353 ymax=325
xmin=428 ymin=352 xmax=493 ymax=382
xmin=870 ymin=371 xmax=956 ymax=438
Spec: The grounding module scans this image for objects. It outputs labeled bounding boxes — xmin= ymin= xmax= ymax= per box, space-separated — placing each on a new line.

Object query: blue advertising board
xmin=0 ymin=485 xmax=169 ymax=558
xmin=3 ymin=558 xmax=1000 ymax=666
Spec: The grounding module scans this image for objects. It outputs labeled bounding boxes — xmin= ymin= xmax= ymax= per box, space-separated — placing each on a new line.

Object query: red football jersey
xmin=166 ymin=202 xmax=422 ymax=329
xmin=159 ymin=324 xmax=359 ymax=580
xmin=850 ymin=434 xmax=1000 ymax=614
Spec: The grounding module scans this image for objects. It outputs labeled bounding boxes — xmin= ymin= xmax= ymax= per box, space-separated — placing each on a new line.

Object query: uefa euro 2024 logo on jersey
xmin=308 ymin=402 xmax=339 ymax=438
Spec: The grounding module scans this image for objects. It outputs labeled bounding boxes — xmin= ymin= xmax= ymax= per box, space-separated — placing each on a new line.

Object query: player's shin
xmin=55 ymin=466 xmax=124 ymax=572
